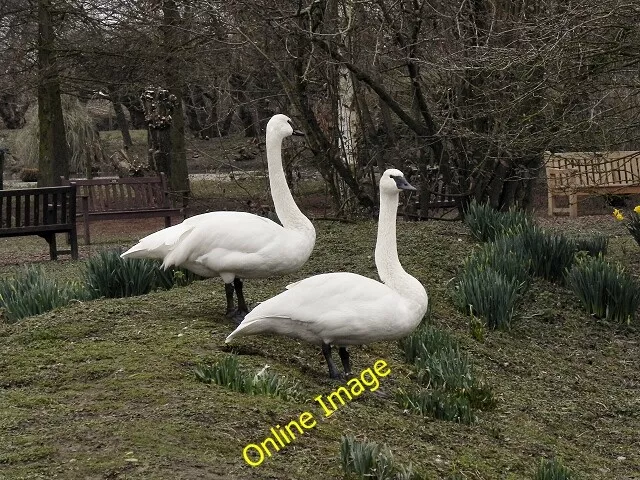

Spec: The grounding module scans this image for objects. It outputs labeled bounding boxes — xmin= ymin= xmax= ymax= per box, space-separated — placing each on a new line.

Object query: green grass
xmin=0 ymin=219 xmax=638 ymax=479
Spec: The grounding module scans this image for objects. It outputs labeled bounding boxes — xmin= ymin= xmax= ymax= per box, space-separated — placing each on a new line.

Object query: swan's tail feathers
xmin=225 ymin=315 xmax=291 ymax=343
xmin=120 ymin=223 xmax=194 ymax=262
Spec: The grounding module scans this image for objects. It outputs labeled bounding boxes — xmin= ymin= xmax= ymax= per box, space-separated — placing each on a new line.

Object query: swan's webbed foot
xmin=322 ymin=343 xmax=342 ymax=379
xmin=224 ymin=279 xmax=249 ymax=324
xmin=230 ymin=309 xmax=247 ymax=325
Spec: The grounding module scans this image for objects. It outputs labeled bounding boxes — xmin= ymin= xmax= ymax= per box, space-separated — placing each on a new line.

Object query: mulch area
xmin=0 ymin=218 xmax=168 ymax=267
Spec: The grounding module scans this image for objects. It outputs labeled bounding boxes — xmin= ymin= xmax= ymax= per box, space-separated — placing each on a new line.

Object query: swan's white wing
xmin=226 ymin=272 xmax=414 ymax=345
xmin=121 ymin=211 xmax=301 ymax=277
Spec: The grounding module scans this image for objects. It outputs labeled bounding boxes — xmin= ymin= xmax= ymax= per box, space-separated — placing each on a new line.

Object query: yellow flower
xmin=634 ymin=205 xmax=640 ymax=214
xmin=613 ymin=209 xmax=624 ymax=221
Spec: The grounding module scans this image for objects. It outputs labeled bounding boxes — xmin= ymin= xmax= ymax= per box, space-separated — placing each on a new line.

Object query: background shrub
xmin=566 ymin=255 xmax=640 ymax=324
xmin=0 ymin=266 xmax=87 ymax=323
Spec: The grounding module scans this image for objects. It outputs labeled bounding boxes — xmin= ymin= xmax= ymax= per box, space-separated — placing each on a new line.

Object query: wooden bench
xmin=545 ymin=151 xmax=640 ymax=217
xmin=61 ymin=173 xmax=184 ymax=244
xmin=0 ymin=185 xmax=79 ymax=260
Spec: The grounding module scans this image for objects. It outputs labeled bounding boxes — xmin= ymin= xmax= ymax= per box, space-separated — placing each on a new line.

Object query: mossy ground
xmin=1 ymin=185 xmax=640 ymax=479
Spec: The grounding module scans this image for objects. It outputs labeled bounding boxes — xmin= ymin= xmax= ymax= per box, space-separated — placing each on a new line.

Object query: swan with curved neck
xmin=226 ymin=168 xmax=428 ymax=378
xmin=121 ymin=114 xmax=316 ymax=322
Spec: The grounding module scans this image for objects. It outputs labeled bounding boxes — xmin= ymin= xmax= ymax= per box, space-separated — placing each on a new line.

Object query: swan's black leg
xmin=321 ymin=343 xmax=341 ymax=379
xmin=338 ymin=347 xmax=352 ymax=378
xmin=224 ymin=283 xmax=235 ymax=316
xmin=234 ymin=278 xmax=248 ymax=313
xmin=231 ymin=278 xmax=248 ymax=325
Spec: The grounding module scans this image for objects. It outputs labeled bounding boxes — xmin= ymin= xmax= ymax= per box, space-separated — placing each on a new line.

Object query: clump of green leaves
xmin=85 ymin=249 xmax=201 ymax=299
xmin=194 ymin=355 xmax=300 ymax=400
xmin=566 ymin=255 xmax=640 ymax=324
xmin=464 ymin=239 xmax=532 ymax=290
xmin=571 ymin=233 xmax=608 ymax=257
xmin=533 ymin=457 xmax=574 ymax=480
xmin=0 ymin=266 xmax=87 ymax=323
xmin=464 ymin=200 xmax=533 ymax=242
xmin=400 ymin=323 xmax=457 ymax=364
xmin=396 ymin=389 xmax=474 ymax=424
xmin=453 ymin=235 xmax=532 ymax=330
xmin=154 ymin=265 xmax=204 ymax=290
xmin=452 ymin=268 xmax=523 ymax=330
xmin=625 ymin=211 xmax=640 ymax=247
xmin=507 ymin=226 xmax=577 ymax=282
xmin=340 ymin=435 xmax=423 ymax=480
xmin=398 ymin=324 xmax=494 ymax=423
xmin=85 ymin=250 xmax=160 ymax=298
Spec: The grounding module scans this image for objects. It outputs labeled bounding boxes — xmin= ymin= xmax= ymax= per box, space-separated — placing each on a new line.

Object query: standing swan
xmin=120 ymin=114 xmax=316 ymax=323
xmin=225 ymin=168 xmax=428 ymax=378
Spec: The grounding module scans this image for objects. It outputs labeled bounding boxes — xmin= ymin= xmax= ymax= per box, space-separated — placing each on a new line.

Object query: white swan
xmin=225 ymin=168 xmax=428 ymax=378
xmin=121 ymin=114 xmax=316 ymax=322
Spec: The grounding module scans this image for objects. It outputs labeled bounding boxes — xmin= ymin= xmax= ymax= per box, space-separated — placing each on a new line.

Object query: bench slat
xmin=60 ymin=174 xmax=182 ymax=245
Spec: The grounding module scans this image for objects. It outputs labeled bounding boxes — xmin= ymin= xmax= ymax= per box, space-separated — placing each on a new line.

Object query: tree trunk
xmin=218 ymin=109 xmax=234 ymax=137
xmin=185 ymin=84 xmax=219 ymax=139
xmin=229 ymin=74 xmax=259 ymax=137
xmin=121 ymin=94 xmax=147 ymax=129
xmin=162 ymin=0 xmax=190 ymax=195
xmin=37 ymin=0 xmax=69 ymax=187
xmin=112 ymin=95 xmax=132 ymax=148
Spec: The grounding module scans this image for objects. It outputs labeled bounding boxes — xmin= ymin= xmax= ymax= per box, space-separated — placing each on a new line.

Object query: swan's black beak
xmin=292 ymin=129 xmax=305 ymax=136
xmin=394 ymin=176 xmax=416 ymax=191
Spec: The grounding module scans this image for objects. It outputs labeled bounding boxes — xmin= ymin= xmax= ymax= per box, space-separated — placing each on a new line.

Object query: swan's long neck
xmin=375 ymin=190 xmax=428 ymax=308
xmin=267 ymin=134 xmax=314 ymax=236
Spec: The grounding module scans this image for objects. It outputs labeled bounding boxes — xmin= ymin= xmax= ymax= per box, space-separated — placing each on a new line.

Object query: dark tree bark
xmin=120 ymin=94 xmax=147 ymax=129
xmin=229 ymin=74 xmax=259 ymax=137
xmin=37 ymin=0 xmax=69 ymax=187
xmin=142 ymin=87 xmax=173 ymax=176
xmin=185 ymin=84 xmax=219 ymax=138
xmin=161 ymin=0 xmax=189 ymax=194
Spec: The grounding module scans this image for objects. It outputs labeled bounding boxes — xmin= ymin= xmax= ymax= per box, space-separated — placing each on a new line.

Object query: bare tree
xmin=37 ymin=0 xmax=69 ymax=186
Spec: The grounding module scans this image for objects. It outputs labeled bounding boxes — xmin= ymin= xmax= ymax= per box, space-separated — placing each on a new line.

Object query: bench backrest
xmin=545 ymin=151 xmax=640 ymax=189
xmin=62 ymin=174 xmax=171 ymax=213
xmin=0 ymin=185 xmax=76 ymax=231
